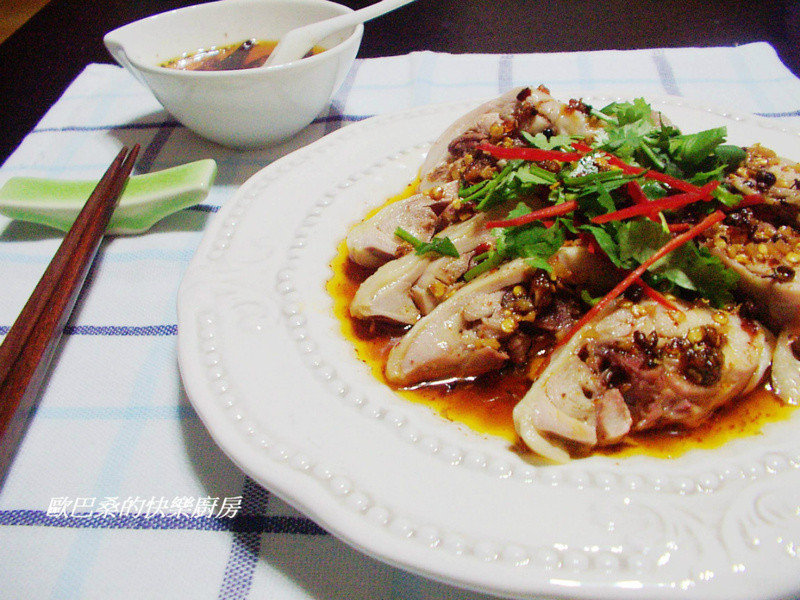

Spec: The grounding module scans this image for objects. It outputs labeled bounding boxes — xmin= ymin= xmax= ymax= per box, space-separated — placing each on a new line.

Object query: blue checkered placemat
xmin=1 ymin=43 xmax=799 ymax=599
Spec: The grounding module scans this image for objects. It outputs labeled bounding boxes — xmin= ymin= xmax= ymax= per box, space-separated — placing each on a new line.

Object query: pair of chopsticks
xmin=0 ymin=145 xmax=140 ymax=485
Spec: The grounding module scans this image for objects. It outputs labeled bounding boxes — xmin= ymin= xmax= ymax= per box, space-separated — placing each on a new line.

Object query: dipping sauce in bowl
xmin=161 ymin=38 xmax=325 ymax=71
xmin=103 ymin=0 xmax=363 ymax=147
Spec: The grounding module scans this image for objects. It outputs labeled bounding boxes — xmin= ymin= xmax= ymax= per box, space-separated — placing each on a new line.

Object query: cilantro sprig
xmin=598 ymin=99 xmax=745 ymax=182
xmin=394 ymin=227 xmax=459 ymax=258
xmin=459 ymin=160 xmax=556 ymax=211
xmin=464 ymin=203 xmax=567 ymax=281
xmin=455 ymin=98 xmax=749 ymax=305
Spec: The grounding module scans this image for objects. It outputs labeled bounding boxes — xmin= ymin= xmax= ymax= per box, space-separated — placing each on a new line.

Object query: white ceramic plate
xmin=177 ymin=96 xmax=800 ymax=600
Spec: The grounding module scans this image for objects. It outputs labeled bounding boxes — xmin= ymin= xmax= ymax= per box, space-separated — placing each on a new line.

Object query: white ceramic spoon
xmin=264 ymin=0 xmax=416 ymax=67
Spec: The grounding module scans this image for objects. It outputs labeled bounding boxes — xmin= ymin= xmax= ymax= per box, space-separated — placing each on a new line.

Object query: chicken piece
xmin=771 ymin=322 xmax=800 ymax=405
xmin=698 ymin=145 xmax=800 ymax=329
xmin=727 ymin=144 xmax=800 ymax=206
xmin=346 ymin=181 xmax=458 ymax=268
xmin=350 ymin=213 xmax=492 ymax=325
xmin=703 ymin=205 xmax=800 ymax=331
xmin=419 ymin=85 xmax=604 ymax=191
xmin=350 ymin=253 xmax=432 ymax=324
xmin=410 ymin=251 xmax=475 ymax=315
xmin=513 ymin=298 xmax=774 ymax=463
xmin=547 ymin=242 xmax=619 ymax=295
xmin=385 ymin=259 xmax=533 ymax=386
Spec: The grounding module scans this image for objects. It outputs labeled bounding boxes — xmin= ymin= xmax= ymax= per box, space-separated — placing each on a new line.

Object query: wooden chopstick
xmin=0 ymin=145 xmax=140 ymax=484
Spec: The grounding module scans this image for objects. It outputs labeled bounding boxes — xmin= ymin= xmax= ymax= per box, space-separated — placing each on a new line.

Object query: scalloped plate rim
xmin=177 ymin=93 xmax=800 ymax=600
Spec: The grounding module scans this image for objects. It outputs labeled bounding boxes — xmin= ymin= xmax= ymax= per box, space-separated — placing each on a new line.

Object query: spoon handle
xmin=266 ymin=0 xmax=416 ymax=66
xmin=323 ymin=0 xmax=416 ymax=30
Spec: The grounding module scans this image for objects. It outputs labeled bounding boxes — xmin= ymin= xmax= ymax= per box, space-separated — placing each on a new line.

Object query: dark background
xmin=1 ymin=0 xmax=798 ymax=164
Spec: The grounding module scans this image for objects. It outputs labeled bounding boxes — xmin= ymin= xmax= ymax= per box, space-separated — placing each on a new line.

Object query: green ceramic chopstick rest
xmin=0 ymin=159 xmax=217 ymax=235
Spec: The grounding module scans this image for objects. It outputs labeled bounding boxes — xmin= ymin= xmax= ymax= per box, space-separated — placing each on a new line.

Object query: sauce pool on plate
xmin=327 ymin=185 xmax=798 ymax=460
xmin=160 ymin=39 xmax=325 ymax=71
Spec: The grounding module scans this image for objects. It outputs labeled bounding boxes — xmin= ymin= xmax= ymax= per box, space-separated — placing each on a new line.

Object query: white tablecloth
xmin=1 ymin=43 xmax=799 ymax=599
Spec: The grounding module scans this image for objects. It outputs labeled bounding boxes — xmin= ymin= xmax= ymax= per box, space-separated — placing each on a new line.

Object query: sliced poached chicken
xmin=346 ymin=182 xmax=459 ymax=269
xmin=385 ymin=259 xmax=533 ymax=386
xmin=419 ymin=85 xmax=604 ymax=191
xmin=350 ymin=213 xmax=493 ymax=325
xmin=513 ymin=298 xmax=774 ymax=462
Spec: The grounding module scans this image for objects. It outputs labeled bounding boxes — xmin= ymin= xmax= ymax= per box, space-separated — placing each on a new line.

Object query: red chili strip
xmin=636 ymin=277 xmax=679 ymax=311
xmin=642 ymin=169 xmax=702 ymax=193
xmin=695 ymin=179 xmax=723 ymax=197
xmin=667 ymin=223 xmax=692 ymax=233
xmin=604 ymin=154 xmax=645 ymax=176
xmin=485 ymin=200 xmax=579 ymax=228
xmin=578 ymin=232 xmax=604 ymax=255
xmin=626 ymin=180 xmax=649 ymax=205
xmin=570 ymin=141 xmax=593 ymax=153
xmin=591 ymin=192 xmax=699 ymax=223
xmin=626 ymin=180 xmax=658 ymax=222
xmin=591 ymin=180 xmax=720 ymax=224
xmin=731 ymin=193 xmax=767 ymax=209
xmin=556 ymin=210 xmax=726 ymax=348
xmin=607 ymin=156 xmax=700 ymax=192
xmin=477 ymin=143 xmax=584 ymax=162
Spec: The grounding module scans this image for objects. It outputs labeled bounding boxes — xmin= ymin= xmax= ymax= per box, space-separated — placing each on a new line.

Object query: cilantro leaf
xmin=580 ymin=222 xmax=624 ymax=267
xmin=494 ymin=211 xmax=566 ymax=272
xmin=712 ymin=185 xmax=746 ymax=208
xmin=714 ymin=144 xmax=747 ymax=170
xmin=616 ymin=219 xmax=737 ymax=305
xmin=600 ymin=118 xmax=656 ymax=161
xmin=600 ymin=98 xmax=654 ymax=125
xmin=617 ymin=219 xmax=669 ymax=266
xmin=668 ymin=127 xmax=728 ymax=168
xmin=460 ymin=160 xmax=555 ymax=211
xmin=394 ymin=227 xmax=460 ymax=258
xmin=521 ymin=131 xmax=574 ymax=150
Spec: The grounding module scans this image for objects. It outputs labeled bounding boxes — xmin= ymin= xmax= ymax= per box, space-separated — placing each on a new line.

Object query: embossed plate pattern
xmin=177 ymin=96 xmax=800 ymax=600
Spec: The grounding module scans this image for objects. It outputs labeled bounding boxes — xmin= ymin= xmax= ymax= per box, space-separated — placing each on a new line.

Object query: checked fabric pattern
xmin=0 ymin=43 xmax=799 ymax=599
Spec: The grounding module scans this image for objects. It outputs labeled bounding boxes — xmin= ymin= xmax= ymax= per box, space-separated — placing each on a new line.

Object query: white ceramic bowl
xmin=104 ymin=0 xmax=363 ymax=148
